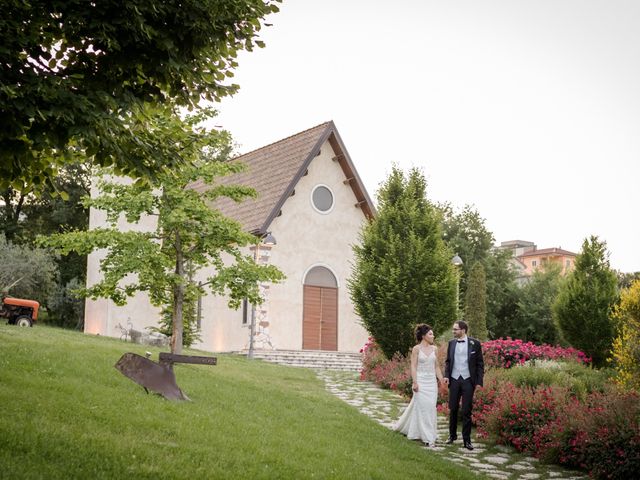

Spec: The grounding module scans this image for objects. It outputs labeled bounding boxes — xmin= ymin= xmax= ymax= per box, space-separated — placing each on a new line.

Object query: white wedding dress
xmin=394 ymin=348 xmax=438 ymax=445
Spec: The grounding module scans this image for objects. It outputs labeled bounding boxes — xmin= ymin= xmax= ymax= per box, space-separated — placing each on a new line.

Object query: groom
xmin=443 ymin=319 xmax=484 ymax=450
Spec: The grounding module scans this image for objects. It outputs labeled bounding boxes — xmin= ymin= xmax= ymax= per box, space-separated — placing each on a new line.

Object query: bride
xmin=394 ymin=323 xmax=444 ymax=446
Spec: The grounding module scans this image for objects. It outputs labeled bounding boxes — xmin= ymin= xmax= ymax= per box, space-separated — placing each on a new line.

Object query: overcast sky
xmin=212 ymin=0 xmax=640 ymax=272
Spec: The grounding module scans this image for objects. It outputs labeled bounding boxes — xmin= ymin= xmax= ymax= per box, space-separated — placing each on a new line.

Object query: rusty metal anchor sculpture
xmin=115 ymin=352 xmax=217 ymax=401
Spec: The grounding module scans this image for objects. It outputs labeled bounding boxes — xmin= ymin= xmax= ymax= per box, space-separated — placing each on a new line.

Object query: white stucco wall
xmin=84 ymin=179 xmax=161 ymax=338
xmin=194 ymin=139 xmax=369 ymax=353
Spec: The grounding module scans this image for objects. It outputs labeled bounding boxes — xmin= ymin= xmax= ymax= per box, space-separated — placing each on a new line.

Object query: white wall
xmin=194 ymin=139 xmax=369 ymax=353
xmin=84 ymin=178 xmax=161 ymax=338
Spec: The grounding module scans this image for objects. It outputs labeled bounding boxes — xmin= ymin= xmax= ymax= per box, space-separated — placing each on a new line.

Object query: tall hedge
xmin=465 ymin=262 xmax=488 ymax=341
xmin=348 ymin=167 xmax=456 ymax=358
xmin=553 ymin=236 xmax=618 ymax=367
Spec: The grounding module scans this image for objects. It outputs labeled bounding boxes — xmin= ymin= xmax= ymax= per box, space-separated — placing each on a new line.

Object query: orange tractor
xmin=0 ymin=296 xmax=39 ymax=327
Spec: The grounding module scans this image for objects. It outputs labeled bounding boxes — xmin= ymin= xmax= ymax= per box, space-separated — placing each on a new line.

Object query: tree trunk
xmin=170 ymin=232 xmax=185 ymax=354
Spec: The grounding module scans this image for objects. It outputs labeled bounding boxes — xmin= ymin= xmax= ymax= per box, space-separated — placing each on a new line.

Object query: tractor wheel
xmin=15 ymin=315 xmax=33 ymax=327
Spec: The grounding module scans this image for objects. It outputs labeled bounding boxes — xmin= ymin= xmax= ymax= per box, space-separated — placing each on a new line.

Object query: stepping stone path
xmin=317 ymin=370 xmax=587 ymax=480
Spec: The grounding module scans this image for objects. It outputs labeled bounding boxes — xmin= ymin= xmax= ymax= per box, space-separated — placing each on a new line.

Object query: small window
xmin=311 ymin=185 xmax=334 ymax=213
xmin=566 ymin=260 xmax=571 ymax=267
xmin=532 ymin=260 xmax=537 ymax=267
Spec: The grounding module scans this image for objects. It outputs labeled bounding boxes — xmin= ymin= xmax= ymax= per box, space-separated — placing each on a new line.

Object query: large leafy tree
xmin=439 ymin=203 xmax=519 ymax=338
xmin=552 ymin=236 xmax=618 ymax=367
xmin=464 ymin=262 xmax=488 ymax=340
xmin=513 ymin=263 xmax=563 ymax=345
xmin=41 ymin=107 xmax=284 ymax=353
xmin=440 ymin=203 xmax=494 ymax=293
xmin=0 ymin=0 xmax=280 ymax=189
xmin=349 ymin=167 xmax=456 ymax=358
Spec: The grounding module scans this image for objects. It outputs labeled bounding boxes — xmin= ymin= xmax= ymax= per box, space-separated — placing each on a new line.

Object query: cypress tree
xmin=464 ymin=262 xmax=488 ymax=341
xmin=348 ymin=167 xmax=456 ymax=358
xmin=552 ymin=236 xmax=618 ymax=367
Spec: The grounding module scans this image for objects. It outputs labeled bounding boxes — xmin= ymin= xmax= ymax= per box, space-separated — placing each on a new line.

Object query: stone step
xmin=248 ymin=349 xmax=362 ymax=371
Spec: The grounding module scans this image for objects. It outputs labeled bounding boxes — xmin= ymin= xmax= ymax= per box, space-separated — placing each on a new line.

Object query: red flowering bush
xmin=360 ymin=338 xmax=412 ymax=398
xmin=474 ymin=377 xmax=640 ymax=479
xmin=471 ymin=372 xmax=502 ymax=431
xmin=533 ymin=388 xmax=640 ymax=479
xmin=477 ymin=381 xmax=563 ymax=452
xmin=483 ymin=338 xmax=591 ymax=369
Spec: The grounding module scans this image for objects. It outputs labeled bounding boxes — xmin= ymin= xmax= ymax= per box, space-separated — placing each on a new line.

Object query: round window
xmin=311 ymin=185 xmax=334 ymax=213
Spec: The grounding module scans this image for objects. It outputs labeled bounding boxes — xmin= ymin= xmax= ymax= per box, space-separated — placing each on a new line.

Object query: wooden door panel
xmin=320 ymin=288 xmax=337 ymax=351
xmin=303 ymin=285 xmax=338 ymax=351
xmin=303 ymin=285 xmax=321 ymax=350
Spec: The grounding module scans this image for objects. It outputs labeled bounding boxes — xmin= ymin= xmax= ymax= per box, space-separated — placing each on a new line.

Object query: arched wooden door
xmin=302 ymin=266 xmax=338 ymax=351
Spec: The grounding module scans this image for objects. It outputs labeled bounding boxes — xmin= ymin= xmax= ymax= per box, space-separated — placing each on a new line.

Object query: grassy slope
xmin=0 ymin=325 xmax=483 ymax=479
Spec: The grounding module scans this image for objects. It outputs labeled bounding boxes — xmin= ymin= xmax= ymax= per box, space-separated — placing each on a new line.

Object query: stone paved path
xmin=317 ymin=370 xmax=587 ymax=480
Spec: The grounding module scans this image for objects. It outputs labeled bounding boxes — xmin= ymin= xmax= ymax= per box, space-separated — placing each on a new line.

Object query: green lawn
xmin=0 ymin=324 xmax=483 ymax=479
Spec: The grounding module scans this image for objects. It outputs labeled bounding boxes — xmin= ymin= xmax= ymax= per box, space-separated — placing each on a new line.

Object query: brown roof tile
xmin=191 ymin=121 xmax=374 ymax=235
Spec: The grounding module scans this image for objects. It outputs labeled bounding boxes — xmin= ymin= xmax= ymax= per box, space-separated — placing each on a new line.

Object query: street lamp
xmin=248 ymin=232 xmax=276 ymax=359
xmin=451 ymin=254 xmax=463 ymax=318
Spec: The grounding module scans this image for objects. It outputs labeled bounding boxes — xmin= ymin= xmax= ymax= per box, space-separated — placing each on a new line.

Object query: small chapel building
xmin=84 ymin=121 xmax=375 ymax=353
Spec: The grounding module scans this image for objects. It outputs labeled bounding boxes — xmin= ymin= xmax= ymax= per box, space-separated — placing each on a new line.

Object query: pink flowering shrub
xmin=483 ymin=338 xmax=591 ymax=369
xmin=360 ymin=338 xmax=412 ymax=398
xmin=474 ymin=378 xmax=640 ymax=479
xmin=471 ymin=372 xmax=502 ymax=429
xmin=532 ymin=388 xmax=640 ymax=480
xmin=477 ymin=381 xmax=563 ymax=452
xmin=361 ymin=337 xmax=449 ymax=405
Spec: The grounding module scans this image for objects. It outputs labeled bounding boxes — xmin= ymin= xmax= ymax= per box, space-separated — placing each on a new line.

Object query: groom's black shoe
xmin=463 ymin=441 xmax=474 ymax=451
xmin=445 ymin=436 xmax=457 ymax=444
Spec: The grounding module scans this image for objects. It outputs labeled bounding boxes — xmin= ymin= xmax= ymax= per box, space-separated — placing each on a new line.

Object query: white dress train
xmin=393 ymin=348 xmax=438 ymax=444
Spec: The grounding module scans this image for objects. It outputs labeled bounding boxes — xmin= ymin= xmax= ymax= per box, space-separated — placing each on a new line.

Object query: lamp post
xmin=248 ymin=232 xmax=276 ymax=359
xmin=451 ymin=254 xmax=463 ymax=319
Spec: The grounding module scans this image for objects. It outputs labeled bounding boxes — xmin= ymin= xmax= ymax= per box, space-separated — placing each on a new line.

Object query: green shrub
xmin=502 ymin=364 xmax=559 ymax=389
xmin=501 ymin=361 xmax=609 ymax=399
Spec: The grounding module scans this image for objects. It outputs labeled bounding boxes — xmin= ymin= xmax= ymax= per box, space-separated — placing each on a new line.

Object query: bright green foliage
xmin=439 ymin=203 xmax=519 ymax=338
xmin=349 ymin=167 xmax=456 ymax=358
xmin=0 ymin=0 xmax=280 ymax=189
xmin=513 ymin=263 xmax=563 ymax=345
xmin=0 ymin=235 xmax=58 ymax=305
xmin=611 ymin=280 xmax=640 ymax=391
xmin=465 ymin=262 xmax=488 ymax=340
xmin=41 ymin=107 xmax=284 ymax=353
xmin=553 ymin=236 xmax=618 ymax=367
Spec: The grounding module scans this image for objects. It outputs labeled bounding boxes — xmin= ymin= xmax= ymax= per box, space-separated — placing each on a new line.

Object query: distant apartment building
xmin=498 ymin=240 xmax=578 ymax=284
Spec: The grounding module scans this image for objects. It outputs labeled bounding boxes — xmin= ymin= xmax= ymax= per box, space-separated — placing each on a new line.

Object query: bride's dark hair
xmin=415 ymin=323 xmax=433 ymax=342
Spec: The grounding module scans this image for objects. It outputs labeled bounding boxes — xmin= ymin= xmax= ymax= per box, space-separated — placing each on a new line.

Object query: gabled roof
xmin=192 ymin=121 xmax=375 ymax=235
xmin=517 ymin=247 xmax=577 ymax=259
